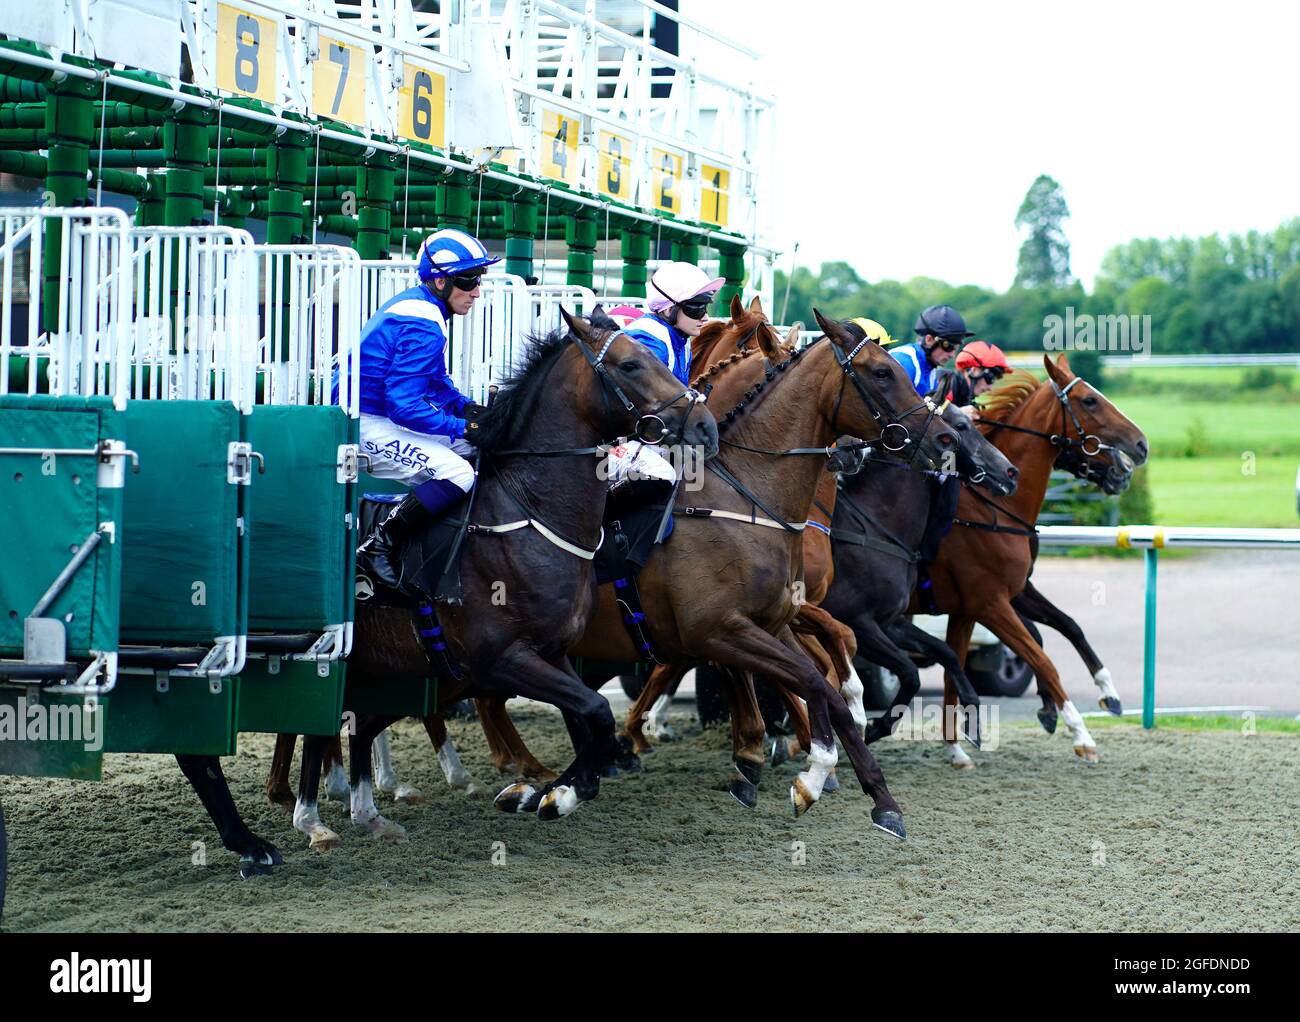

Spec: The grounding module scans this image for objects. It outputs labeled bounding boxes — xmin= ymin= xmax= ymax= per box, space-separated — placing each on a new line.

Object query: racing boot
xmin=356 ymin=479 xmax=464 ymax=591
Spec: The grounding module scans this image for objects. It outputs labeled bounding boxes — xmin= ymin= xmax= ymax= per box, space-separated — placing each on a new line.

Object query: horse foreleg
xmin=350 ymin=715 xmax=408 ymax=841
xmin=1014 ymin=580 xmax=1120 ymax=714
xmin=623 ymin=663 xmax=686 ymax=754
xmin=422 ymin=714 xmax=488 ymax=799
xmin=476 ymin=697 xmax=557 ymax=780
xmin=323 ymin=733 xmax=349 ymax=801
xmin=294 ymin=735 xmax=341 ymax=852
xmin=266 ymin=733 xmax=298 ymax=810
xmin=943 ymin=615 xmax=978 ymax=769
xmin=719 ymin=669 xmax=765 ymax=809
xmin=372 ymin=730 xmax=424 ymax=804
xmin=177 ymin=755 xmax=283 ymax=877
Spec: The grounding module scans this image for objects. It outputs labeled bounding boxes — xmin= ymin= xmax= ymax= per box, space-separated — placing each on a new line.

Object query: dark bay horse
xmin=553 ymin=311 xmax=959 ymax=839
xmin=289 ymin=317 xmax=719 ymax=848
xmin=918 ymin=354 xmax=1147 ymax=765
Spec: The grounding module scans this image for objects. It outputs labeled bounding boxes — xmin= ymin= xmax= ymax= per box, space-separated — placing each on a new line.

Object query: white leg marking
xmin=948 ymin=741 xmax=975 ymax=769
xmin=293 ymin=798 xmax=339 ymax=851
xmin=323 ymin=759 xmax=349 ymax=801
xmin=373 ymin=732 xmax=397 ymax=793
xmin=644 ymin=693 xmax=676 ymax=740
xmin=1061 ymin=699 xmax=1099 ymax=761
xmin=1093 ymin=667 xmax=1120 ymax=703
xmin=840 ymin=664 xmax=868 ymax=730
xmin=351 ymin=777 xmax=407 ymax=839
xmin=793 ymin=741 xmax=837 ymax=807
xmin=437 ymin=736 xmax=486 ymax=798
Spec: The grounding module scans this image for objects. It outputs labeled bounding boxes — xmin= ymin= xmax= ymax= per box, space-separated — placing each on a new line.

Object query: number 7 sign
xmin=312 ymin=35 xmax=367 ymax=128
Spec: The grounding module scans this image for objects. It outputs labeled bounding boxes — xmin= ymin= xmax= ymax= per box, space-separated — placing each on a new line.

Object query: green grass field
xmin=1144 ymin=456 xmax=1298 ymax=527
xmin=1064 ymin=714 xmax=1300 ymax=734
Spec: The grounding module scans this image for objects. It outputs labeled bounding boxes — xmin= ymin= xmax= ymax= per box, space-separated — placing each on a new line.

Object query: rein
xmin=980 ymin=377 xmax=1109 ymax=458
xmin=821 ymin=489 xmax=920 ymax=563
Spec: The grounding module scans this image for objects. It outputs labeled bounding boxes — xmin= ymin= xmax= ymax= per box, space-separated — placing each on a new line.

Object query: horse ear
xmin=729 ymin=293 xmax=745 ymax=320
xmin=785 ymin=324 xmax=801 ymax=348
xmin=813 ymin=308 xmax=843 ymax=340
xmin=561 ymin=307 xmax=590 ymax=338
xmin=1042 ymin=351 xmax=1070 ymax=386
xmin=756 ymin=320 xmax=783 ymax=360
xmin=749 ymin=295 xmax=763 ymax=315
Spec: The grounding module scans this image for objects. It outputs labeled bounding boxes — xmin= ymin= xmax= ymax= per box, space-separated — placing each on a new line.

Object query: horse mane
xmin=473 ymin=327 xmax=574 ymax=452
xmin=978 ymin=368 xmax=1041 ymax=419
xmin=690 ymin=346 xmax=761 ymax=389
xmin=695 ymin=319 xmax=729 ymax=350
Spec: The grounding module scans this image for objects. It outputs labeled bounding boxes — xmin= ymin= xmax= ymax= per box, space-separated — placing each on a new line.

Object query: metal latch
xmin=337 ymin=444 xmax=371 ymax=484
xmin=228 ymin=442 xmax=265 ymax=485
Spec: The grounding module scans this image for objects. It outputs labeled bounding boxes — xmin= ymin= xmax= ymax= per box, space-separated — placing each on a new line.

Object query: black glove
xmin=462 ymin=403 xmax=489 ymax=422
xmin=461 ymin=419 xmax=482 ymax=447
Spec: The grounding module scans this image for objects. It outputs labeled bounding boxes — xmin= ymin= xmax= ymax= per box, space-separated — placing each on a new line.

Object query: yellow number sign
xmin=597 ymin=130 xmax=633 ymax=201
xmin=312 ymin=35 xmax=367 ymax=128
xmin=540 ymin=109 xmax=580 ymax=186
xmin=700 ymin=163 xmax=730 ymax=227
xmin=397 ymin=61 xmax=446 ymax=149
xmin=216 ymin=3 xmax=278 ymax=104
xmin=652 ymin=149 xmax=683 ymax=215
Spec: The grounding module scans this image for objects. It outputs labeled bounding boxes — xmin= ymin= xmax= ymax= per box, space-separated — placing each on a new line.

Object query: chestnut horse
xmin=545 ymin=311 xmax=958 ymax=839
xmin=918 ymin=354 xmax=1147 ymax=766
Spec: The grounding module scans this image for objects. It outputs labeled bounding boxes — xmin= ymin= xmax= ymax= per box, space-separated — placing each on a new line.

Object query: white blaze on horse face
xmin=795 ymin=741 xmax=838 ymax=802
xmin=840 ymin=665 xmax=868 ymax=730
xmin=1093 ymin=667 xmax=1120 ymax=703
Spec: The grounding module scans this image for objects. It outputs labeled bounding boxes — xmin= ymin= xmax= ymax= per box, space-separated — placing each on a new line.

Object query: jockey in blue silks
xmin=348 ymin=227 xmax=500 ymax=590
xmin=888 ymin=304 xmax=973 ymax=396
xmin=611 ymin=262 xmax=723 ymax=488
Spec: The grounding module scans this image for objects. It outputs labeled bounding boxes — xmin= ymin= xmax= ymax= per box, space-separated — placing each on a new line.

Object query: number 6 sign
xmin=398 ymin=60 xmax=447 ymax=149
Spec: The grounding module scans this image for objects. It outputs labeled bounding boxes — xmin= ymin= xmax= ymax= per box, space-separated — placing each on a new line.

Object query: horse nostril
xmin=1007 ymin=466 xmax=1018 ymax=480
xmin=1136 ymin=439 xmax=1149 ymax=460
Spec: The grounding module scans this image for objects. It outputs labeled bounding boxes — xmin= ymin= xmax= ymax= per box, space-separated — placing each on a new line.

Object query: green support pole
xmin=1142 ymin=547 xmax=1158 ymax=730
xmin=715 ymin=241 xmax=747 ymax=315
xmin=163 ymin=103 xmax=209 ymax=226
xmin=671 ymin=237 xmax=700 ymax=265
xmin=42 ymin=75 xmax=95 ymax=333
xmin=265 ymin=127 xmax=310 ymax=244
xmin=503 ymin=190 xmax=538 ymax=280
xmin=437 ymin=172 xmax=472 ymax=230
xmin=355 ymin=152 xmax=396 ymax=259
xmin=566 ymin=209 xmax=597 ymax=289
xmin=620 ymin=225 xmax=650 ymax=298
xmin=135 ymin=171 xmax=166 ymax=227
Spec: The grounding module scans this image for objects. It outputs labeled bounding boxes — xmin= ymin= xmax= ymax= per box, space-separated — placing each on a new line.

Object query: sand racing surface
xmin=3 ymin=709 xmax=1297 ymax=932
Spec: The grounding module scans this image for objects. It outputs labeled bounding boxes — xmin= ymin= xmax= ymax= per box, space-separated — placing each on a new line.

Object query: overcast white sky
xmin=681 ymin=0 xmax=1299 ymax=291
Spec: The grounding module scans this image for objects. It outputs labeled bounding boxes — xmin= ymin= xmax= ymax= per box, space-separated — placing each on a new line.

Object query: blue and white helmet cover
xmin=417 ymin=228 xmax=502 ymax=279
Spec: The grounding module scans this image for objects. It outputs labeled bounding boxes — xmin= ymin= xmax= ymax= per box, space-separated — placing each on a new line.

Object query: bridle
xmin=981 ymin=376 xmax=1110 ymax=459
xmin=825 ymin=332 xmax=940 ymax=461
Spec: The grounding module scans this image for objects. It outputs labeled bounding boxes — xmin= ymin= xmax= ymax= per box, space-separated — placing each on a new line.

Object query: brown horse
xmin=543 ymin=311 xmax=958 ymax=838
xmin=919 ymin=354 xmax=1147 ymax=765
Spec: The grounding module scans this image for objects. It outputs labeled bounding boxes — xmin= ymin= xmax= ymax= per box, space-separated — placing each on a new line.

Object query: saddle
xmin=357 ymin=492 xmax=470 ymax=605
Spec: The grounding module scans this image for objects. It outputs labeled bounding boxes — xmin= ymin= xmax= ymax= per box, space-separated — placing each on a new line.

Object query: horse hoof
xmin=728 ymin=777 xmax=759 ymax=810
xmin=537 ymin=785 xmax=580 ymax=821
xmin=1074 ymin=744 xmax=1100 ymax=763
xmin=394 ymin=785 xmax=424 ymax=805
xmin=822 ymin=771 xmax=840 ymax=794
xmin=308 ymin=827 xmax=340 ymax=853
xmin=365 ymin=817 xmax=407 ymax=843
xmin=1037 ymin=707 xmax=1059 ymax=734
xmin=790 ymin=778 xmax=816 ymax=818
xmin=462 ymin=781 xmax=490 ymax=801
xmin=494 ymin=782 xmax=536 ymax=814
xmin=870 ymin=809 xmax=907 ymax=841
xmin=267 ymin=789 xmax=295 ymax=812
xmin=1100 ymin=696 xmax=1122 ymax=716
xmin=600 ymin=763 xmax=621 ymax=779
xmin=949 ymin=745 xmax=975 ymax=770
xmin=770 ymin=737 xmax=789 ymax=767
xmin=647 ymin=725 xmax=679 ymax=743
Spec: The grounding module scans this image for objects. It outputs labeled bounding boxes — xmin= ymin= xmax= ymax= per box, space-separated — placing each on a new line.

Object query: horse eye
xmin=873 ymin=368 xmax=892 ymax=380
xmin=619 ymin=360 xmax=641 ymax=372
xmin=1082 ymin=396 xmax=1097 ymax=406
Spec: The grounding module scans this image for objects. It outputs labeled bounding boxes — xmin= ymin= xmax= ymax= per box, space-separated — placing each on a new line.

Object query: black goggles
xmin=676 ymin=296 xmax=713 ymax=319
xmin=447 ymin=271 xmax=484 ymax=292
xmin=978 ymin=366 xmax=1007 ymax=384
xmin=932 ymin=336 xmax=963 ymax=352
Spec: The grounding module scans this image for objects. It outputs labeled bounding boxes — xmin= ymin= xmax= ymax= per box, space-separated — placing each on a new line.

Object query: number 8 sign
xmin=215 ymin=3 xmax=279 ymax=104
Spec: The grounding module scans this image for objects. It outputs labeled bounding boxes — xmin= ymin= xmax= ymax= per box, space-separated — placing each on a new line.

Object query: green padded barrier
xmin=343 ymin=674 xmax=432 ymax=718
xmin=118 ymin=401 xmax=242 ymax=645
xmin=0 ymin=396 xmax=125 ymax=660
xmin=237 ymin=659 xmax=345 ymax=736
xmin=246 ymin=405 xmax=349 ymax=631
xmin=102 ymin=675 xmax=239 ymax=756
xmin=0 ymin=689 xmax=105 ymax=780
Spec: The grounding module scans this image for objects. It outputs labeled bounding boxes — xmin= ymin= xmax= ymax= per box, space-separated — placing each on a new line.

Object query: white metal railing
xmin=125 ymin=226 xmax=258 ymax=411
xmin=254 ymin=244 xmax=362 ymax=415
xmin=0 ymin=207 xmax=134 ymax=409
xmin=530 ymin=283 xmax=597 ymax=334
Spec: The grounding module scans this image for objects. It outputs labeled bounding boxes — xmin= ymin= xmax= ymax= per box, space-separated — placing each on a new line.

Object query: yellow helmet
xmin=850 ymin=317 xmax=901 ymax=346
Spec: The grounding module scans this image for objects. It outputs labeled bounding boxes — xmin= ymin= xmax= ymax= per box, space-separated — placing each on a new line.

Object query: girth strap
xmin=676 ymin=506 xmax=809 ymax=532
xmin=467 ymin=518 xmax=603 ymax=560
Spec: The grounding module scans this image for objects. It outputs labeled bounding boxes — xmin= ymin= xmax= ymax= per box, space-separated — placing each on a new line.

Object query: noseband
xmin=572 ymin=329 xmax=704 ymax=445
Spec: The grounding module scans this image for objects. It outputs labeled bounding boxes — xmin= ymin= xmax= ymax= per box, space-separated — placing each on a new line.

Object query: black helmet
xmin=914 ymin=305 xmax=974 ymax=341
